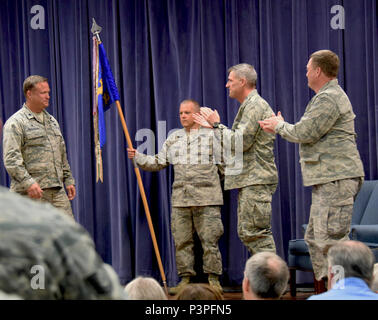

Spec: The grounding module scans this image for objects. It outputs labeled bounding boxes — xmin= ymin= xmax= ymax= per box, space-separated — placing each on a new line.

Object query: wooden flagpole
xmin=115 ymin=101 xmax=169 ymax=296
xmin=91 ymin=19 xmax=168 ymax=296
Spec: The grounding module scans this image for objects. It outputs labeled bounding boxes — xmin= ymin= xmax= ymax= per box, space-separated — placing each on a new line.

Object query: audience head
xmin=0 ymin=187 xmax=126 ymax=300
xmin=124 ymin=276 xmax=167 ymax=300
xmin=243 ymin=251 xmax=289 ymax=300
xmin=174 ymin=283 xmax=224 ymax=300
xmin=327 ymin=240 xmax=375 ymax=288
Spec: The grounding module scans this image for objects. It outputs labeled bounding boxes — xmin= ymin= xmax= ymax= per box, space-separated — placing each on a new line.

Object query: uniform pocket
xmin=25 ymin=130 xmax=45 ymax=146
xmin=327 ymin=205 xmax=353 ymax=238
xmin=251 ymin=201 xmax=272 ymax=229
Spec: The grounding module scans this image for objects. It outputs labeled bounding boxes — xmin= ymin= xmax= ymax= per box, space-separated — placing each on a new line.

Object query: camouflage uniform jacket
xmin=0 ymin=186 xmax=126 ymax=299
xmin=275 ymin=79 xmax=364 ymax=186
xmin=3 ymin=104 xmax=75 ymax=193
xmin=135 ymin=127 xmax=223 ymax=207
xmin=217 ymin=89 xmax=278 ymax=190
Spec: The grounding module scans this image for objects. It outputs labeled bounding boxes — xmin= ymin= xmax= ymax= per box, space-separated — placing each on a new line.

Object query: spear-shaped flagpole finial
xmin=91 ymin=18 xmax=102 ymax=42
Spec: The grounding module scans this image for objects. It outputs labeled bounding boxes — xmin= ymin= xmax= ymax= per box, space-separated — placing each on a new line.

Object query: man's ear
xmin=328 ymin=265 xmax=334 ymax=290
xmin=242 ymin=276 xmax=250 ymax=293
xmin=315 ymin=66 xmax=322 ymax=77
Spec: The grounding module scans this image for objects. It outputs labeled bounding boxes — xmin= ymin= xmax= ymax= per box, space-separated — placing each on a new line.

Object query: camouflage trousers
xmin=171 ymin=206 xmax=224 ymax=277
xmin=36 ymin=187 xmax=74 ymax=219
xmin=304 ymin=177 xmax=363 ymax=281
xmin=237 ymin=184 xmax=277 ymax=255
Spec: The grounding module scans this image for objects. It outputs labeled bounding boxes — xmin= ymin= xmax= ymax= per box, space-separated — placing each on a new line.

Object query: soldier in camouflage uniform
xmin=3 ymin=75 xmax=76 ymax=218
xmin=259 ymin=50 xmax=365 ymax=281
xmin=0 ymin=186 xmax=126 ymax=299
xmin=127 ymin=99 xmax=224 ymax=294
xmin=194 ymin=63 xmax=278 ymax=255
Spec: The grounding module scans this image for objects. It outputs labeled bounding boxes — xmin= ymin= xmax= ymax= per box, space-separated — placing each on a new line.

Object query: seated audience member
xmin=0 ymin=186 xmax=126 ymax=300
xmin=174 ymin=283 xmax=224 ymax=300
xmin=124 ymin=276 xmax=168 ymax=300
xmin=242 ymin=251 xmax=289 ymax=300
xmin=372 ymin=263 xmax=378 ymax=293
xmin=308 ymin=240 xmax=378 ymax=300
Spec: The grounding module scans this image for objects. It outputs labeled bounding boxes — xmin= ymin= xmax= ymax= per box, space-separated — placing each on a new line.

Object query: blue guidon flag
xmin=97 ymin=43 xmax=120 ymax=148
xmin=92 ymin=37 xmax=120 ymax=182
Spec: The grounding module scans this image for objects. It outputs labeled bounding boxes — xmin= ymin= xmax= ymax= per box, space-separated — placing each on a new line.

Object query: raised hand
xmin=193 ymin=112 xmax=212 ymax=128
xmin=199 ymin=107 xmax=221 ymax=127
xmin=258 ymin=111 xmax=284 ymax=134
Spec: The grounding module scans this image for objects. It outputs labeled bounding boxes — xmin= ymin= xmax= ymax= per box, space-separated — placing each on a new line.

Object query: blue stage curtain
xmin=0 ymin=0 xmax=377 ymax=286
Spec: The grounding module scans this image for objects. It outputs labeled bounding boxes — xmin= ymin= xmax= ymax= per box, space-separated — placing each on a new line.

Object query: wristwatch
xmin=212 ymin=122 xmax=220 ymax=129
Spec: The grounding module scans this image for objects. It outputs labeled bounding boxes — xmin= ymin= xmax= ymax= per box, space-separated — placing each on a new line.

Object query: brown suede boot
xmin=169 ymin=276 xmax=191 ymax=295
xmin=208 ymin=274 xmax=223 ymax=294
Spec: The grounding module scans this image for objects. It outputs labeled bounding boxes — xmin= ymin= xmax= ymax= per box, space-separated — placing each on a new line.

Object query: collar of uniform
xmin=318 ymin=79 xmax=339 ymax=94
xmin=185 ymin=127 xmax=200 ymax=144
xmin=240 ymin=89 xmax=258 ymax=108
xmin=245 ymin=88 xmax=257 ymax=100
xmin=22 ymin=103 xmax=49 ymax=123
xmin=186 ymin=127 xmax=212 ymax=144
xmin=21 ymin=104 xmax=35 ymax=120
xmin=233 ymin=89 xmax=258 ymax=121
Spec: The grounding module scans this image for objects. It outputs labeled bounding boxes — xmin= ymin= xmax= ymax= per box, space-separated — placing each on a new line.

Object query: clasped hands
xmin=193 ymin=107 xmax=284 ymax=134
xmin=192 ymin=107 xmax=220 ymax=128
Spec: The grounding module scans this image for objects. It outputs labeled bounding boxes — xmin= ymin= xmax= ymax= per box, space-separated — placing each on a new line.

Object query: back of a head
xmin=244 ymin=252 xmax=289 ymax=299
xmin=174 ymin=283 xmax=224 ymax=300
xmin=327 ymin=240 xmax=375 ymax=286
xmin=0 ymin=187 xmax=126 ymax=300
xmin=125 ymin=276 xmax=167 ymax=300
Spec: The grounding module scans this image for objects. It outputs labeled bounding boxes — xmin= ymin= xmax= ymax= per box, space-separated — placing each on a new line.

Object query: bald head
xmin=243 ymin=252 xmax=289 ymax=300
xmin=179 ymin=99 xmax=200 ymax=131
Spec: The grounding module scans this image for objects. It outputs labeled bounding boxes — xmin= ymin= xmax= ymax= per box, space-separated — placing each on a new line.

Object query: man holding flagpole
xmin=128 ymin=99 xmax=225 ymax=295
xmin=91 ymin=20 xmax=170 ymax=294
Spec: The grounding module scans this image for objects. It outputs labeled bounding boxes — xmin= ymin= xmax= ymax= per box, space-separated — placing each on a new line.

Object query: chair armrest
xmin=350 ymin=224 xmax=378 ymax=244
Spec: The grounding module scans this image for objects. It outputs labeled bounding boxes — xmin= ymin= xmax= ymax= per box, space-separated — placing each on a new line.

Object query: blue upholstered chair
xmin=288 ymin=180 xmax=378 ymax=297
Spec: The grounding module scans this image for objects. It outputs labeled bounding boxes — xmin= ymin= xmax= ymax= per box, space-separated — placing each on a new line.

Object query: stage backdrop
xmin=0 ymin=0 xmax=377 ymax=286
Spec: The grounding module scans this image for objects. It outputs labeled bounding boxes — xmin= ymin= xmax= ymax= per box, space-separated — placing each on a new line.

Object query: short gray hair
xmin=327 ymin=241 xmax=375 ymax=286
xmin=23 ymin=75 xmax=48 ymax=97
xmin=124 ymin=276 xmax=167 ymax=300
xmin=244 ymin=252 xmax=289 ymax=299
xmin=228 ymin=63 xmax=257 ymax=88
